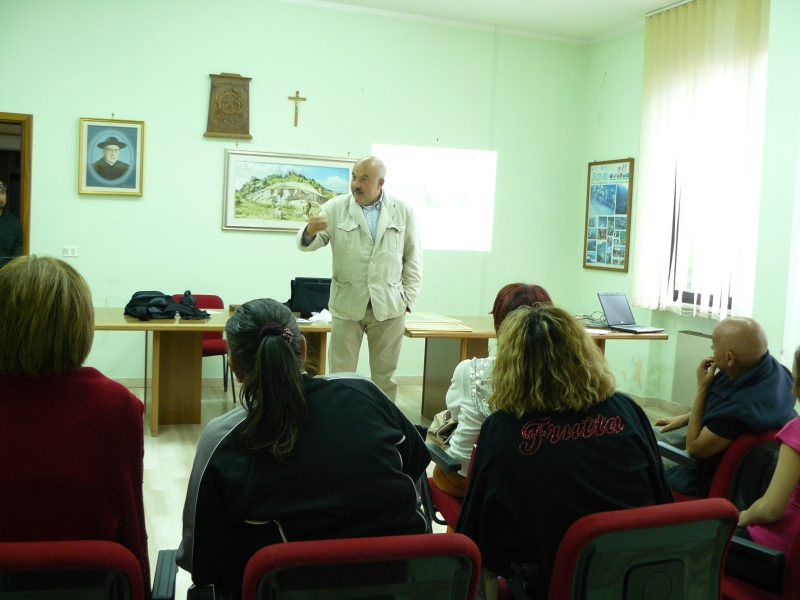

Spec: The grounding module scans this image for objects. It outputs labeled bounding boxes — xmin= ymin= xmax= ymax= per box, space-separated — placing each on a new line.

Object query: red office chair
xmin=241 ymin=533 xmax=481 ymax=600
xmin=173 ymin=293 xmax=236 ymax=402
xmin=500 ymin=498 xmax=739 ymax=600
xmin=722 ymin=522 xmax=800 ymax=600
xmin=0 ymin=540 xmax=153 ymax=600
xmin=425 ymin=443 xmax=476 ymax=530
xmin=659 ymin=430 xmax=780 ymax=505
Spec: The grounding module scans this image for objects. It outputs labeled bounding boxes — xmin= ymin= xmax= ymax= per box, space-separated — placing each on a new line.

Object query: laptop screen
xmin=598 ymin=293 xmax=636 ymax=326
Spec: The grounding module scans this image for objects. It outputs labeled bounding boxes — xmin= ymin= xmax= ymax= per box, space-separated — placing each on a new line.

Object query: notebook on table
xmin=597 ymin=292 xmax=664 ymax=334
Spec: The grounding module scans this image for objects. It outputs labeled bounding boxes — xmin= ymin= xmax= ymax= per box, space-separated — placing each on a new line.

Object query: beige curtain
xmin=632 ymin=0 xmax=769 ymax=318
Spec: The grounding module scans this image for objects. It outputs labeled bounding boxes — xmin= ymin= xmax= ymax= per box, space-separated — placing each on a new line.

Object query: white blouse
xmin=444 ymin=357 xmax=494 ymax=476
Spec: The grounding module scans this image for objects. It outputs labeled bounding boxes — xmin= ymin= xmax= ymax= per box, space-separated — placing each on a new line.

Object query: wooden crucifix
xmin=288 ymin=91 xmax=306 ymax=127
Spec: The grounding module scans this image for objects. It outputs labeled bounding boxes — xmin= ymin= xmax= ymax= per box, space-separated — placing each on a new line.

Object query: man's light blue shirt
xmin=361 ymin=191 xmax=383 ymax=242
xmin=302 ymin=190 xmax=384 ymax=245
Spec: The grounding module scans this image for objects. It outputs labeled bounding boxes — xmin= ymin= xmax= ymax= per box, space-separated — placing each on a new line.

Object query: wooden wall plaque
xmin=205 ymin=73 xmax=252 ymax=139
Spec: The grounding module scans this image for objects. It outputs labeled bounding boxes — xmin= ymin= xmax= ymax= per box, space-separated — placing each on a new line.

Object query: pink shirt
xmin=748 ymin=417 xmax=800 ymax=553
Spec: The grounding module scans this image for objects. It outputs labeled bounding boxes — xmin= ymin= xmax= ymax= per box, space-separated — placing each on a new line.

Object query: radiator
xmin=671 ymin=331 xmax=712 ymax=408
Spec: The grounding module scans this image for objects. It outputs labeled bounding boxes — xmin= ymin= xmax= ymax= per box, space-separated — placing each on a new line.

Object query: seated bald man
xmin=655 ymin=317 xmax=796 ymax=497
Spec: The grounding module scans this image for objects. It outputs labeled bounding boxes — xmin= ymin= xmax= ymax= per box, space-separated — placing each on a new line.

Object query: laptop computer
xmin=597 ymin=292 xmax=664 ymax=334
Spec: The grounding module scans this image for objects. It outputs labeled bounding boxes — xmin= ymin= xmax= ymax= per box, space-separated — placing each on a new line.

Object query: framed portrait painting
xmin=583 ymin=158 xmax=633 ymax=272
xmin=79 ymin=118 xmax=144 ymax=195
xmin=223 ymin=150 xmax=356 ymax=232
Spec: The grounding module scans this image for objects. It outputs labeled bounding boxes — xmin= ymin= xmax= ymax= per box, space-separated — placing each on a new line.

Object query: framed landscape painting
xmin=223 ymin=150 xmax=355 ymax=232
xmin=583 ymin=158 xmax=633 ymax=272
xmin=79 ymin=118 xmax=144 ymax=195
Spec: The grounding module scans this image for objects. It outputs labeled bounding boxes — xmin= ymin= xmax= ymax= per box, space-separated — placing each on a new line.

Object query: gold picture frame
xmin=223 ymin=150 xmax=355 ymax=232
xmin=583 ymin=158 xmax=633 ymax=272
xmin=79 ymin=118 xmax=144 ymax=195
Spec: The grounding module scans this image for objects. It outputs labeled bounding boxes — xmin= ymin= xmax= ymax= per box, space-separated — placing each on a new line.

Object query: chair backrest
xmin=173 ymin=293 xmax=225 ymax=341
xmin=0 ymin=540 xmax=145 ymax=600
xmin=548 ymin=498 xmax=738 ymax=600
xmin=242 ymin=533 xmax=481 ymax=600
xmin=709 ymin=430 xmax=779 ymax=508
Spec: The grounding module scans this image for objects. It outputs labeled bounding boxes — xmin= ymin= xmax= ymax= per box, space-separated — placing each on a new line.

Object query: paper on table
xmin=585 ymin=328 xmax=609 ymax=334
xmin=309 ymin=309 xmax=332 ymax=323
xmin=405 ymin=312 xmax=463 ymax=324
xmin=406 ymin=322 xmax=473 ymax=332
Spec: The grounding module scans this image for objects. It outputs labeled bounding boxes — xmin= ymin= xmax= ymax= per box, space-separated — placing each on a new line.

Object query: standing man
xmin=0 ymin=180 xmax=22 ymax=269
xmin=296 ymin=156 xmax=422 ymax=402
xmin=93 ymin=136 xmax=130 ymax=180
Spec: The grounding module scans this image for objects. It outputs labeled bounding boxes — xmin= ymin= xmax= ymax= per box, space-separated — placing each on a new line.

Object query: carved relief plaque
xmin=205 ymin=73 xmax=252 ymax=139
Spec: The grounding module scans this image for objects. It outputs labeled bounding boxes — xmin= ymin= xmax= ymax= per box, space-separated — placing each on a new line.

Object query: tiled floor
xmin=135 ymin=382 xmax=681 ymax=597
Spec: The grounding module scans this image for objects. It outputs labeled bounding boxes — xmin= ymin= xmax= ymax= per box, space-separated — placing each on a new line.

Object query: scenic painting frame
xmin=79 ymin=118 xmax=144 ymax=195
xmin=583 ymin=158 xmax=634 ymax=272
xmin=223 ymin=150 xmax=355 ymax=232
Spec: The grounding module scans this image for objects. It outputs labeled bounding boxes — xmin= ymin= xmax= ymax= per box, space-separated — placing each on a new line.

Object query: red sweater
xmin=0 ymin=367 xmax=150 ymax=595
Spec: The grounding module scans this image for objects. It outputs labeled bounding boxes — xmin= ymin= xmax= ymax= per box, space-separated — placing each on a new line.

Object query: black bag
xmin=124 ymin=290 xmax=210 ymax=321
xmin=178 ymin=290 xmax=197 ymax=308
xmin=285 ymin=277 xmax=331 ymax=319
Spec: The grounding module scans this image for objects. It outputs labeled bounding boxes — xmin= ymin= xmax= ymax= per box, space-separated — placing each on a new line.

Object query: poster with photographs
xmin=583 ymin=158 xmax=633 ymax=272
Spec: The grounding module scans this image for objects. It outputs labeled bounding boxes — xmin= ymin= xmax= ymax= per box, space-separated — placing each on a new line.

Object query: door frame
xmin=0 ymin=112 xmax=32 ymax=256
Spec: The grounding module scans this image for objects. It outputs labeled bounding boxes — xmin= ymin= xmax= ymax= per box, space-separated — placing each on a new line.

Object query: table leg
xmin=151 ymin=332 xmax=161 ymax=436
xmin=304 ymin=332 xmax=327 ymax=376
xmin=594 ymin=338 xmax=606 ymax=354
xmin=421 ymin=337 xmax=489 ymax=420
xmin=152 ymin=331 xmax=203 ymax=435
xmin=462 ymin=338 xmax=489 ymax=362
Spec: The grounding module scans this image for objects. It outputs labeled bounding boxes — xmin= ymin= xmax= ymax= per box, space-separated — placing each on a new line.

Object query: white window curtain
xmin=632 ymin=0 xmax=770 ymax=319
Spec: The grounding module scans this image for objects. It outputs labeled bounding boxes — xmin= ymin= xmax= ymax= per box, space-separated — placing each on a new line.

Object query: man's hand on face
xmin=306 ymin=215 xmax=329 ymax=237
xmin=696 ymin=356 xmax=717 ymax=392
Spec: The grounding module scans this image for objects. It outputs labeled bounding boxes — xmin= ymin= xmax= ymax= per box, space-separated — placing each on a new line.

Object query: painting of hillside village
xmin=223 ymin=151 xmax=355 ymax=232
xmin=583 ymin=159 xmax=634 ymax=273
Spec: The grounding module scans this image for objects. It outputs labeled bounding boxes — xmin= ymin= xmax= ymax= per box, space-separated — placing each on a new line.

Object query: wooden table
xmin=405 ymin=316 xmax=669 ymax=420
xmin=94 ymin=308 xmax=331 ymax=435
xmin=95 ymin=308 xmax=666 ymax=433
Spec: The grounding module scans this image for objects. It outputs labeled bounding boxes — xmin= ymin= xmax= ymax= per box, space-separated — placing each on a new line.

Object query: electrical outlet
xmin=62 ymin=246 xmax=79 ymax=258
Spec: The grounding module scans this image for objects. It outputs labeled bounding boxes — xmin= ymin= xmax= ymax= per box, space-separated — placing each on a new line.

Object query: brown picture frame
xmin=583 ymin=158 xmax=633 ymax=272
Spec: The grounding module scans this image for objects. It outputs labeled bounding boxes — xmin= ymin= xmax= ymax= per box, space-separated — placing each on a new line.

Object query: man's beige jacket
xmin=296 ymin=193 xmax=422 ymax=322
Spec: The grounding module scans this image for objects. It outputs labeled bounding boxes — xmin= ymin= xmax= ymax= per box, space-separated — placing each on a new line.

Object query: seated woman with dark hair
xmin=456 ymin=305 xmax=673 ymax=599
xmin=177 ymin=298 xmax=430 ymax=598
xmin=0 ymin=256 xmax=150 ymax=596
xmin=433 ymin=283 xmax=553 ymax=498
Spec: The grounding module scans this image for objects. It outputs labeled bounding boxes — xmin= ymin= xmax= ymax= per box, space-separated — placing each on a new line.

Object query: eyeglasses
xmin=0 ymin=184 xmax=7 ymax=192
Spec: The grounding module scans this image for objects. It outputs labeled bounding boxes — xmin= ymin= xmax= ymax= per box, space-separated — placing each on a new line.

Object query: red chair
xmin=241 ymin=533 xmax=481 ymax=600
xmin=0 ymin=540 xmax=152 ymax=600
xmin=173 ymin=293 xmax=236 ymax=402
xmin=659 ymin=430 xmax=780 ymax=504
xmin=425 ymin=443 xmax=476 ymax=530
xmin=722 ymin=523 xmax=800 ymax=600
xmin=501 ymin=498 xmax=739 ymax=600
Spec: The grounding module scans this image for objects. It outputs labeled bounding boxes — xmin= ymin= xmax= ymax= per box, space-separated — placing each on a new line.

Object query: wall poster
xmin=583 ymin=158 xmax=633 ymax=272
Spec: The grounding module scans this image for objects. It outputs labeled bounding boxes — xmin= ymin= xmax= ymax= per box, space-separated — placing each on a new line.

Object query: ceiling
xmin=290 ymin=0 xmax=674 ymax=42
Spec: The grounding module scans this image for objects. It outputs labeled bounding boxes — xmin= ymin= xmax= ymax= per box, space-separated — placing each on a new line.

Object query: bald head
xmin=711 ymin=317 xmax=768 ymax=379
xmin=351 ymin=156 xmax=386 ymax=206
xmin=356 ymin=156 xmax=386 ymax=178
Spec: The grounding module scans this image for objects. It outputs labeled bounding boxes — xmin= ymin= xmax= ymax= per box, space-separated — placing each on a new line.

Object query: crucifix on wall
xmin=288 ymin=91 xmax=306 ymax=127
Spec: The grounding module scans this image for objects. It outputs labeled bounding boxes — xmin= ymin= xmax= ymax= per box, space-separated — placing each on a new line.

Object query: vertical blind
xmin=632 ymin=0 xmax=770 ymax=319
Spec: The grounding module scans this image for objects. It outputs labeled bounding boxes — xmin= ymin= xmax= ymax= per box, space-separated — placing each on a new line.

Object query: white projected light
xmin=371 ymin=144 xmax=497 ymax=252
